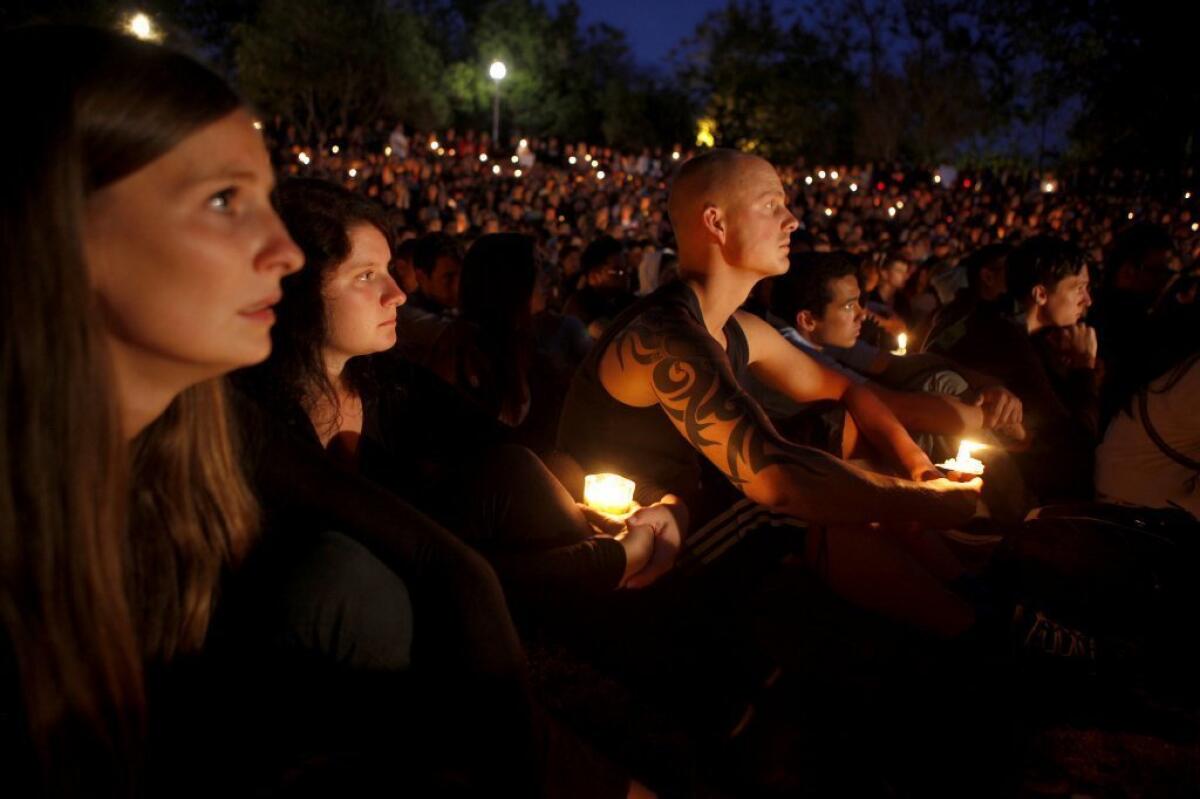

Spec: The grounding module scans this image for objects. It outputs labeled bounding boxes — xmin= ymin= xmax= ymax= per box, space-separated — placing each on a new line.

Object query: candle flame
xmin=584 ymin=473 xmax=636 ymax=515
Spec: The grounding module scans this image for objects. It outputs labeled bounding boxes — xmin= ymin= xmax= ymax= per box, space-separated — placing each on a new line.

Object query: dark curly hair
xmin=235 ymin=177 xmax=392 ymax=420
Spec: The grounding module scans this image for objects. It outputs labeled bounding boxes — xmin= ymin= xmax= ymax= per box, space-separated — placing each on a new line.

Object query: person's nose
xmin=382 ymin=274 xmax=406 ymax=308
xmin=783 ymin=208 xmax=800 ymax=234
xmin=258 ymin=213 xmax=304 ymax=276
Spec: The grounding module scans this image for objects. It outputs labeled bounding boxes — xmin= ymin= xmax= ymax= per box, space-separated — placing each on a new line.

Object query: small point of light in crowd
xmin=671 ymin=151 xmax=681 ymax=160
xmin=824 ymin=207 xmax=833 ymax=217
xmin=849 ymin=183 xmax=858 ymax=192
xmin=519 ymin=138 xmax=528 ymax=148
xmin=591 ymin=160 xmax=599 ymax=168
xmin=492 ymin=165 xmax=501 ymax=175
xmin=514 ymin=169 xmax=523 ymax=177
xmin=887 ymin=206 xmax=897 ymax=218
xmin=384 ymin=146 xmax=392 ymax=156
xmin=831 ymin=170 xmax=840 ymax=180
xmin=489 ymin=60 xmax=507 ymax=81
xmin=479 ymin=153 xmax=488 ymax=162
xmin=804 ymin=176 xmax=813 ymax=185
xmin=597 ymin=170 xmax=606 ymax=180
xmin=348 ymin=168 xmax=357 ymax=178
xmin=962 ymin=178 xmax=972 ymax=188
xmin=252 ymin=120 xmax=263 ymax=131
xmin=1186 ymin=192 xmax=1193 ymax=200
xmin=568 ymin=156 xmax=577 ymax=165
xmin=933 ymin=174 xmax=942 ymax=184
xmin=298 ymin=152 xmax=310 ymax=165
xmin=876 ymin=182 xmax=885 ymax=191
xmin=581 ymin=153 xmax=589 ymax=161
xmin=125 ymin=12 xmax=157 ymax=41
xmin=331 ymin=145 xmax=339 ymax=154
xmin=429 ymin=140 xmax=439 ymax=150
xmin=511 ymin=155 xmax=518 ymax=164
xmin=1042 ymin=180 xmax=1057 ymax=193
xmin=1192 ymin=223 xmax=1198 ymax=231
xmin=437 ymin=148 xmax=445 ymax=156
xmin=817 ymin=170 xmax=827 ymax=179
xmin=448 ymin=148 xmax=456 ymax=156
xmin=1128 ymin=212 xmax=1135 ymax=219
xmin=558 ymin=215 xmax=566 ymax=222
xmin=896 ymin=200 xmax=905 ymax=209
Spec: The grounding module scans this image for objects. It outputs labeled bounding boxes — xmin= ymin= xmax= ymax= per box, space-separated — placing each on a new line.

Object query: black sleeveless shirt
xmin=557 ymin=281 xmax=750 ymax=530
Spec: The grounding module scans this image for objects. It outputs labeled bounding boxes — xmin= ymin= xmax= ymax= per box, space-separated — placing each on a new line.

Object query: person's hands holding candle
xmin=937 ymin=439 xmax=986 ymax=479
xmin=622 ymin=502 xmax=685 ymax=589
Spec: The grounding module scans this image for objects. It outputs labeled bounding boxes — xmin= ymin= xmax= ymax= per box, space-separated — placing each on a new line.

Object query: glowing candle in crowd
xmin=298 ymin=151 xmax=310 ymax=165
xmin=597 ymin=170 xmax=605 ymax=180
xmin=824 ymin=207 xmax=833 ymax=217
xmin=933 ymin=174 xmax=942 ymax=184
xmin=437 ymin=148 xmax=445 ymax=156
xmin=892 ymin=332 xmax=907 ymax=356
xmin=347 ymin=168 xmax=357 ymax=178
xmin=519 ymin=138 xmax=528 ymax=148
xmin=125 ymin=12 xmax=158 ymax=41
xmin=887 ymin=206 xmax=897 ymax=218
xmin=492 ymin=164 xmax=501 ymax=175
xmin=849 ymin=183 xmax=858 ymax=192
xmin=331 ymin=145 xmax=339 ymax=154
xmin=1042 ymin=180 xmax=1056 ymax=193
xmin=568 ymin=155 xmax=577 ymax=165
xmin=584 ymin=474 xmax=636 ymax=515
xmin=1186 ymin=191 xmax=1192 ymax=200
xmin=429 ymin=140 xmax=439 ymax=150
xmin=384 ymin=146 xmax=392 ymax=156
xmin=511 ymin=155 xmax=518 ymax=163
xmin=514 ymin=169 xmax=523 ymax=177
xmin=591 ymin=160 xmax=599 ymax=168
xmin=1128 ymin=212 xmax=1134 ymax=220
xmin=672 ymin=151 xmax=681 ymax=160
xmin=831 ymin=170 xmax=840 ymax=180
xmin=937 ymin=440 xmax=986 ymax=477
xmin=896 ymin=200 xmax=905 ymax=209
xmin=818 ymin=169 xmax=827 ymax=179
xmin=1192 ymin=223 xmax=1199 ymax=232
xmin=804 ymin=176 xmax=813 ymax=185
xmin=479 ymin=153 xmax=488 ymax=162
xmin=252 ymin=120 xmax=263 ymax=131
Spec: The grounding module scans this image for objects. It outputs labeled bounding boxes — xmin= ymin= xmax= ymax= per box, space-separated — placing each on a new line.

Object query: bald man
xmin=558 ymin=149 xmax=983 ymax=636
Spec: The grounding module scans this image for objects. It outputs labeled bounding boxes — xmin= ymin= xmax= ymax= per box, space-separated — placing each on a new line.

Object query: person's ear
xmin=1031 ymin=284 xmax=1048 ymax=307
xmin=701 ymin=203 xmax=726 ymax=245
xmin=796 ymin=310 xmax=817 ymax=334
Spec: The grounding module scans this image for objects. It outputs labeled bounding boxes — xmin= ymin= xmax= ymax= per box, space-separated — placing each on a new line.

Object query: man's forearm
xmin=873 ymin=385 xmax=985 ymax=436
xmin=844 ymin=384 xmax=937 ymax=478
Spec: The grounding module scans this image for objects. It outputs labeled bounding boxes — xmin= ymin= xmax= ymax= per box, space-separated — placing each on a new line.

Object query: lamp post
xmin=489 ymin=60 xmax=507 ymax=146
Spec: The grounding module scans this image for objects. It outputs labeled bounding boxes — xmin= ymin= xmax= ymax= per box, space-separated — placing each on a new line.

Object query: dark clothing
xmin=558 ymin=281 xmax=752 ymax=532
xmin=562 ymin=286 xmax=635 ymax=332
xmin=240 ymin=356 xmax=625 ymax=598
xmin=926 ymin=302 xmax=1098 ymax=501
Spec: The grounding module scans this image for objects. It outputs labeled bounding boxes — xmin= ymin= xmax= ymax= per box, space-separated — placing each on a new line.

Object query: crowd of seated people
xmin=3 ymin=23 xmax=1198 ymax=799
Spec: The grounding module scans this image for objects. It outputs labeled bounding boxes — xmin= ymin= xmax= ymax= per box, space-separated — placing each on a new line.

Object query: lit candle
xmin=937 ymin=440 xmax=986 ymax=477
xmin=892 ymin=332 xmax=907 ymax=356
xmin=584 ymin=473 xmax=636 ymax=515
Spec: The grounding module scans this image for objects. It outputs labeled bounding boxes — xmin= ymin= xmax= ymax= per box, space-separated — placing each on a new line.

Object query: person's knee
xmin=282 ymin=531 xmax=414 ymax=671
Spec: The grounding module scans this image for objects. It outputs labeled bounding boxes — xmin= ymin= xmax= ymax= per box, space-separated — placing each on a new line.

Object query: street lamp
xmin=489 ymin=60 xmax=507 ymax=145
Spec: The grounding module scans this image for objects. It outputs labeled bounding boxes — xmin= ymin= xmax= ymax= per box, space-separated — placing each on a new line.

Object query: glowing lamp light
xmin=584 ymin=473 xmax=636 ymax=515
xmin=891 ymin=332 xmax=908 ymax=356
xmin=938 ymin=440 xmax=986 ymax=477
xmin=125 ymin=12 xmax=158 ymax=41
xmin=489 ymin=60 xmax=508 ymax=81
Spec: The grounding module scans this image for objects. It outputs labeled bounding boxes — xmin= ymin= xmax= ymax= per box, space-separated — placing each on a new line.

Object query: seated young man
xmin=747 ymin=250 xmax=1025 ymax=450
xmin=926 ymin=236 xmax=1099 ymax=502
xmin=558 ymin=149 xmax=986 ymax=639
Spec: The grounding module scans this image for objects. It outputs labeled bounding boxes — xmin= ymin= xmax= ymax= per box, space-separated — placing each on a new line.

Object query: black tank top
xmin=557 ymin=281 xmax=750 ymax=529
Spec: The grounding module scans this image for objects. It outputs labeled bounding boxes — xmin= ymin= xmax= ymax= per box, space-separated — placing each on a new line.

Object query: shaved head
xmin=667 ymin=148 xmax=798 ymax=277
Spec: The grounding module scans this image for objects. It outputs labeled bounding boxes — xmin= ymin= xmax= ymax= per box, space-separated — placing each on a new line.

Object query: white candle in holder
xmin=937 ymin=439 xmax=986 ymax=476
xmin=892 ymin=332 xmax=908 ymax=356
xmin=583 ymin=473 xmax=636 ymax=515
